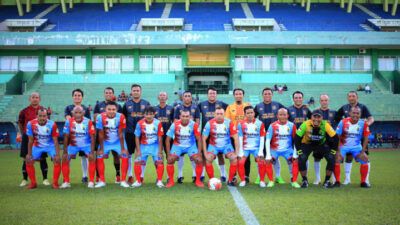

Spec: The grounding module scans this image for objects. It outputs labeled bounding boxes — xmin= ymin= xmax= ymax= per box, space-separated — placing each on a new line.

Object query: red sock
xmin=195 ymin=163 xmax=203 ymax=182
xmin=257 ymin=160 xmax=266 ymax=182
xmin=265 ymin=162 xmax=273 ymax=182
xmin=238 ymin=158 xmax=246 ymax=182
xmin=121 ymin=157 xmax=129 ymax=181
xmin=96 ymin=158 xmax=105 ymax=182
xmin=134 ymin=162 xmax=142 ymax=183
xmin=334 ymin=163 xmax=341 ymax=183
xmin=88 ymin=160 xmax=96 ymax=182
xmin=228 ymin=162 xmax=237 ymax=182
xmin=360 ymin=164 xmax=369 ymax=183
xmin=53 ymin=162 xmax=61 ymax=186
xmin=292 ymin=160 xmax=299 ymax=182
xmin=156 ymin=163 xmax=164 ymax=181
xmin=61 ymin=160 xmax=70 ymax=183
xmin=205 ymin=163 xmax=214 ymax=179
xmin=26 ymin=162 xmax=37 ymax=185
xmin=167 ymin=164 xmax=174 ymax=183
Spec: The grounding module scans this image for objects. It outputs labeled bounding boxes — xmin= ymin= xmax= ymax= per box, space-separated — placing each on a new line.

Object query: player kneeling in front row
xmin=96 ymin=102 xmax=129 ymax=188
xmin=165 ymin=110 xmax=204 ymax=188
xmin=61 ymin=106 xmax=96 ymax=189
xmin=265 ymin=108 xmax=300 ymax=188
xmin=295 ymin=109 xmax=339 ymax=188
xmin=132 ymin=106 xmax=165 ymax=188
xmin=25 ymin=109 xmax=61 ymax=189
xmin=335 ymin=106 xmax=371 ymax=188
xmin=237 ymin=106 xmax=267 ymax=187
xmin=203 ymin=106 xmax=240 ymax=186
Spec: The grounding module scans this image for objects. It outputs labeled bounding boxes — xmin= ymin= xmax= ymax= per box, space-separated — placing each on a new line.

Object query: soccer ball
xmin=208 ymin=178 xmax=222 ymax=191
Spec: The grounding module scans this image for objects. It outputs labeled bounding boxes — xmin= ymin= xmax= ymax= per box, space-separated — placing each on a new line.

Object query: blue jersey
xmin=155 ymin=104 xmax=174 ymax=135
xmin=174 ymin=103 xmax=200 ymax=121
xmin=26 ymin=119 xmax=59 ymax=148
xmin=122 ymin=99 xmax=150 ymax=133
xmin=167 ymin=120 xmax=200 ymax=148
xmin=254 ymin=101 xmax=285 ymax=129
xmin=94 ymin=101 xmax=123 ymax=114
xmin=198 ymin=100 xmax=228 ymax=129
xmin=237 ymin=119 xmax=266 ymax=150
xmin=320 ymin=108 xmax=338 ymax=129
xmin=336 ymin=103 xmax=372 ymax=121
xmin=63 ymin=117 xmax=95 ymax=147
xmin=288 ymin=105 xmax=311 ymax=128
xmin=64 ymin=104 xmax=91 ymax=119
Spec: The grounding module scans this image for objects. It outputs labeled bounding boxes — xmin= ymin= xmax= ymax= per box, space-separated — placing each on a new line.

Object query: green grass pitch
xmin=0 ymin=150 xmax=399 ymax=225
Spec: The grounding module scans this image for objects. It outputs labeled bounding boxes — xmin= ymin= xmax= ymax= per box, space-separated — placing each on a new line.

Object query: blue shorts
xmin=32 ymin=146 xmax=56 ymax=160
xmin=207 ymin=145 xmax=234 ymax=156
xmin=135 ymin=144 xmax=162 ymax=163
xmin=340 ymin=146 xmax=367 ymax=164
xmin=243 ymin=149 xmax=258 ymax=158
xmin=67 ymin=145 xmax=91 ymax=156
xmin=271 ymin=149 xmax=293 ymax=161
xmin=170 ymin=145 xmax=199 ymax=158
xmin=98 ymin=141 xmax=128 ymax=158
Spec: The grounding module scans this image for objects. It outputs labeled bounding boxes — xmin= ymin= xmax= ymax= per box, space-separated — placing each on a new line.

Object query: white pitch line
xmin=227 ymin=186 xmax=260 ymax=225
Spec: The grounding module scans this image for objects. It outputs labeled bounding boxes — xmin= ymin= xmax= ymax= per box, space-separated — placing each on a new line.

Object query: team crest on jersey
xmin=166 ymin=110 xmax=171 ymax=114
xmin=303 ymin=110 xmax=307 ymax=115
xmin=272 ymin=105 xmax=277 ymax=110
xmin=191 ymin=109 xmax=195 ymax=113
xmin=128 ymin=106 xmax=133 ymax=109
xmin=203 ymin=105 xmax=207 ymax=109
xmin=141 ymin=105 xmax=146 ymax=110
xmin=329 ymin=112 xmax=333 ymax=117
xmin=100 ymin=108 xmax=104 ymax=111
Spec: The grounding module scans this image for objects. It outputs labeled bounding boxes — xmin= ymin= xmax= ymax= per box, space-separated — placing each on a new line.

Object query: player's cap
xmin=311 ymin=109 xmax=323 ymax=117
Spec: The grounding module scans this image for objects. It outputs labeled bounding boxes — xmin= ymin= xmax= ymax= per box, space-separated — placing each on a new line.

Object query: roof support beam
xmin=69 ymin=0 xmax=73 ymax=9
xmin=60 ymin=0 xmax=67 ymax=13
xmin=265 ymin=0 xmax=270 ymax=11
xmin=104 ymin=0 xmax=109 ymax=12
xmin=16 ymin=0 xmax=24 ymax=16
xmin=393 ymin=0 xmax=398 ymax=16
xmin=347 ymin=0 xmax=353 ymax=13
xmin=185 ymin=0 xmax=189 ymax=11
xmin=225 ymin=0 xmax=230 ymax=11
xmin=340 ymin=0 xmax=345 ymax=8
xmin=306 ymin=0 xmax=311 ymax=12
xmin=26 ymin=0 xmax=31 ymax=12
xmin=384 ymin=0 xmax=389 ymax=12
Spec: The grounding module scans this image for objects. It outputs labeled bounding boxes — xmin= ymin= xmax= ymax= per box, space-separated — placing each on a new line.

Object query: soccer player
xmin=294 ymin=109 xmax=339 ymax=188
xmin=17 ymin=92 xmax=50 ymax=187
xmin=173 ymin=91 xmax=201 ymax=183
xmin=312 ymin=94 xmax=338 ymax=185
xmin=237 ymin=106 xmax=267 ymax=187
xmin=155 ymin=91 xmax=174 ymax=157
xmin=122 ymin=84 xmax=150 ymax=184
xmin=61 ymin=106 xmax=96 ymax=188
xmin=198 ymin=87 xmax=228 ymax=182
xmin=93 ymin=87 xmax=123 ymax=183
xmin=96 ymin=101 xmax=129 ymax=188
xmin=225 ymin=88 xmax=250 ymax=182
xmin=335 ymin=106 xmax=371 ymax=188
xmin=203 ymin=106 xmax=240 ymax=186
xmin=132 ymin=106 xmax=164 ymax=188
xmin=254 ymin=87 xmax=285 ymax=184
xmin=25 ymin=108 xmax=61 ymax=189
xmin=64 ymin=89 xmax=91 ymax=184
xmin=288 ymin=91 xmax=312 ymax=129
xmin=264 ymin=108 xmax=300 ymax=188
xmin=336 ymin=91 xmax=374 ymax=185
xmin=165 ymin=110 xmax=204 ymax=188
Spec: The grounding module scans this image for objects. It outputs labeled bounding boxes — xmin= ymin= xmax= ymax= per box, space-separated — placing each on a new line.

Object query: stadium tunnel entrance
xmin=185 ymin=67 xmax=231 ymax=94
xmin=185 ymin=45 xmax=231 ymax=94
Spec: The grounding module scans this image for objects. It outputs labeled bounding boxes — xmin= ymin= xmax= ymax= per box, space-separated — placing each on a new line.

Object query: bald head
xmin=29 ymin=92 xmax=40 ymax=106
xmin=319 ymin=94 xmax=329 ymax=110
xmin=277 ymin=108 xmax=288 ymax=123
xmin=72 ymin=105 xmax=85 ymax=121
xmin=158 ymin=91 xmax=168 ymax=104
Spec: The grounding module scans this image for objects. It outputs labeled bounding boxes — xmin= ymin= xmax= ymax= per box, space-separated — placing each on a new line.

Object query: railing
xmin=374 ymin=69 xmax=393 ymax=93
xmin=24 ymin=70 xmax=42 ymax=93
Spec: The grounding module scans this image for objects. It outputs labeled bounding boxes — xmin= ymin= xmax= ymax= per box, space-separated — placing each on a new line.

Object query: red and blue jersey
xmin=266 ymin=121 xmax=296 ymax=152
xmin=63 ymin=117 xmax=95 ymax=147
xmin=96 ymin=112 xmax=126 ymax=144
xmin=135 ymin=118 xmax=164 ymax=145
xmin=203 ymin=118 xmax=237 ymax=148
xmin=26 ymin=119 xmax=59 ymax=148
xmin=336 ymin=118 xmax=370 ymax=148
xmin=166 ymin=120 xmax=200 ymax=148
xmin=238 ymin=119 xmax=266 ymax=150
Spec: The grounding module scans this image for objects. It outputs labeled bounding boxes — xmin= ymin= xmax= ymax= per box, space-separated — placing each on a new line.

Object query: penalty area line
xmin=227 ymin=186 xmax=260 ymax=225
